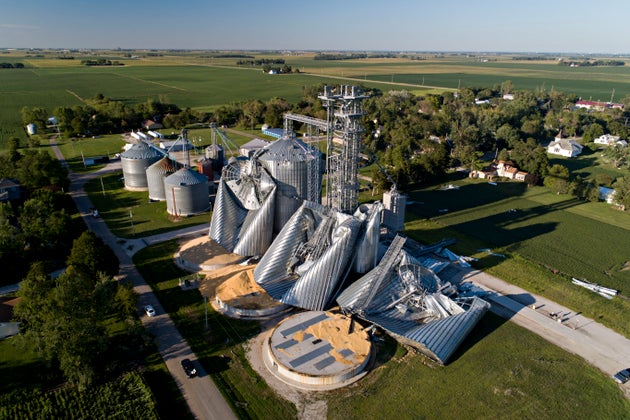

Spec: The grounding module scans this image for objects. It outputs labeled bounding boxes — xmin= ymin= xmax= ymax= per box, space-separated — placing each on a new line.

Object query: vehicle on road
xmin=181 ymin=358 xmax=197 ymax=378
xmin=144 ymin=305 xmax=156 ymax=317
xmin=613 ymin=368 xmax=630 ymax=384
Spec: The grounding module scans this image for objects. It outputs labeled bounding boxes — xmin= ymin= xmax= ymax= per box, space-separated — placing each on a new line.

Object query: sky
xmin=1 ymin=0 xmax=629 ymax=53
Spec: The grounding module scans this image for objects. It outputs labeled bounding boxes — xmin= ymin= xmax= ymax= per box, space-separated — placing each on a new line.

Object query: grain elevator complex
xmin=127 ymin=85 xmax=490 ymax=389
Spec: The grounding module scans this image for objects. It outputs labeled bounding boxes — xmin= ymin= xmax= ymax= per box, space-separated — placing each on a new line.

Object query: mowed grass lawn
xmin=406 ymin=179 xmax=630 ymax=293
xmin=131 ymin=242 xmax=629 ymax=419
xmin=83 ymin=171 xmax=210 ymax=239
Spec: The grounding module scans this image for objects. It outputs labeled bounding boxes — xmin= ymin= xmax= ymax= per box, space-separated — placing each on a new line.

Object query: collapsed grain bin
xmin=209 ymin=159 xmax=277 ymax=257
xmin=164 ymin=167 xmax=209 ymax=216
xmin=254 ymin=201 xmax=361 ymax=311
xmin=256 ymin=134 xmax=322 ymax=233
xmin=146 ymin=157 xmax=177 ymax=201
xmin=120 ymin=141 xmax=163 ymax=190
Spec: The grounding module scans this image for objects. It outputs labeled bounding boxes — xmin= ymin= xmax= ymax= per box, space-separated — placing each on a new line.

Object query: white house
xmin=547 ymin=133 xmax=583 ymax=158
xmin=594 ymin=134 xmax=620 ymax=146
xmin=599 ymin=187 xmax=616 ymax=204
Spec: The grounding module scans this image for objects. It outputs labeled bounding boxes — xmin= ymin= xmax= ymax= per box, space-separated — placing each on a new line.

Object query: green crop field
xmin=4 ymin=50 xmax=630 ymax=150
xmin=406 ymin=179 xmax=630 ymax=293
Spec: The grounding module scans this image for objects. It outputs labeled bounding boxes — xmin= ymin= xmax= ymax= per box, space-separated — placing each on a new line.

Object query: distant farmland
xmin=3 ymin=51 xmax=630 ymax=148
xmin=406 ymin=180 xmax=630 ymax=293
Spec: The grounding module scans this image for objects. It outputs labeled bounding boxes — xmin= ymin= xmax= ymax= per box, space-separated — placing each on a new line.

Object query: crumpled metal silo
xmin=352 ymin=202 xmax=383 ymax=274
xmin=164 ymin=168 xmax=209 ymax=216
xmin=254 ymin=201 xmax=361 ymax=311
xmin=336 ymin=235 xmax=490 ymax=365
xmin=256 ymin=134 xmax=322 ymax=233
xmin=146 ymin=157 xmax=177 ymax=201
xmin=209 ymin=159 xmax=277 ymax=257
xmin=120 ymin=141 xmax=163 ymax=190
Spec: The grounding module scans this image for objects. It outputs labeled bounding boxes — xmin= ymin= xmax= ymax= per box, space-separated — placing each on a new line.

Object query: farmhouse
xmin=547 ymin=133 xmax=583 ymax=158
xmin=496 ymin=161 xmax=518 ymax=179
xmin=594 ymin=134 xmax=620 ymax=146
xmin=469 ymin=160 xmax=531 ymax=183
xmin=142 ymin=119 xmax=163 ymax=130
xmin=574 ymin=100 xmax=624 ymax=111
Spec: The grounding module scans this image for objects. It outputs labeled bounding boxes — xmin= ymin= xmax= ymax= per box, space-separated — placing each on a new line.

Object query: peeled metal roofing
xmin=254 ymin=201 xmax=362 ymax=311
xmin=353 ymin=202 xmax=383 ymax=274
xmin=337 ymin=235 xmax=490 ymax=364
xmin=209 ymin=161 xmax=277 ymax=257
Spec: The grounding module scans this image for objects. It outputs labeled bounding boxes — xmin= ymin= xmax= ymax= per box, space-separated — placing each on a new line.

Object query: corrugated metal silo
xmin=120 ymin=142 xmax=163 ymax=190
xmin=257 ymin=134 xmax=322 ymax=233
xmin=382 ymin=188 xmax=407 ymax=232
xmin=164 ymin=168 xmax=209 ymax=216
xmin=146 ymin=157 xmax=176 ymax=201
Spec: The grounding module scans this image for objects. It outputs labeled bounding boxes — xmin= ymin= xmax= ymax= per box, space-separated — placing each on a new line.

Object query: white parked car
xmin=144 ymin=305 xmax=156 ymax=317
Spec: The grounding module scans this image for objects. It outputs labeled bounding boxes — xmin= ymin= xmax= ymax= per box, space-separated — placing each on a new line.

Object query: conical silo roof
xmin=147 ymin=157 xmax=177 ymax=201
xmin=257 ymin=135 xmax=318 ymax=162
xmin=121 ymin=141 xmax=162 ymax=160
xmin=164 ymin=167 xmax=208 ymax=186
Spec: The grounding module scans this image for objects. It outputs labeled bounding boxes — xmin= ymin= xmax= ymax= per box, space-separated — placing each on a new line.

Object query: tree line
xmin=0 ymin=62 xmax=25 ymax=68
xmin=558 ymin=59 xmax=624 ymax=67
xmin=236 ymin=58 xmax=285 ymax=66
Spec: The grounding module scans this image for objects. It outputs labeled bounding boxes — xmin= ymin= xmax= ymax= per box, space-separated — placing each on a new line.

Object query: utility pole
xmin=204 ymin=295 xmax=208 ymax=330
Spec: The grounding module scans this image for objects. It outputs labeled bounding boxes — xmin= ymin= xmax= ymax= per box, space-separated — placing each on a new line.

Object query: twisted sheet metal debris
xmin=254 ymin=201 xmax=361 ymax=311
xmin=209 ymin=159 xmax=277 ymax=257
xmin=337 ymin=235 xmax=490 ymax=364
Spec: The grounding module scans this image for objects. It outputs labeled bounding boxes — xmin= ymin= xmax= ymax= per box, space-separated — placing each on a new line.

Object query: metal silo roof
xmin=257 ymin=136 xmax=318 ymax=162
xmin=147 ymin=156 xmax=176 ymax=175
xmin=120 ymin=141 xmax=163 ymax=160
xmin=164 ymin=168 xmax=208 ymax=186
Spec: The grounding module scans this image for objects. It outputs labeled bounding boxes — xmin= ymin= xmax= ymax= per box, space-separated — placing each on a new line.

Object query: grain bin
xmin=120 ymin=142 xmax=163 ymax=190
xmin=146 ymin=157 xmax=177 ymax=201
xmin=257 ymin=134 xmax=322 ymax=233
xmin=164 ymin=168 xmax=210 ymax=216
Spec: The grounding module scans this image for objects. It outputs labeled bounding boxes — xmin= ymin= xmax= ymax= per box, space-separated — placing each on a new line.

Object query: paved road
xmin=50 ymin=140 xmax=236 ymax=420
xmin=449 ymin=266 xmax=630 ymax=390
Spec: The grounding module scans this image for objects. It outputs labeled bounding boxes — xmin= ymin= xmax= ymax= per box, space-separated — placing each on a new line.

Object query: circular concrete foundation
xmin=264 ymin=311 xmax=372 ymax=390
xmin=175 ymin=236 xmax=245 ymax=272
xmin=212 ymin=266 xmax=289 ymax=319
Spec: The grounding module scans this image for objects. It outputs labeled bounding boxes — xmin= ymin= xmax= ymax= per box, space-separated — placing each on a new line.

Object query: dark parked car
xmin=181 ymin=358 xmax=197 ymax=378
xmin=613 ymin=368 xmax=630 ymax=384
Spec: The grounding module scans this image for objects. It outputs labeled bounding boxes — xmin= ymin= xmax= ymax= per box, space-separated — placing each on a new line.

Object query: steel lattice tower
xmin=319 ymin=85 xmax=367 ymax=214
